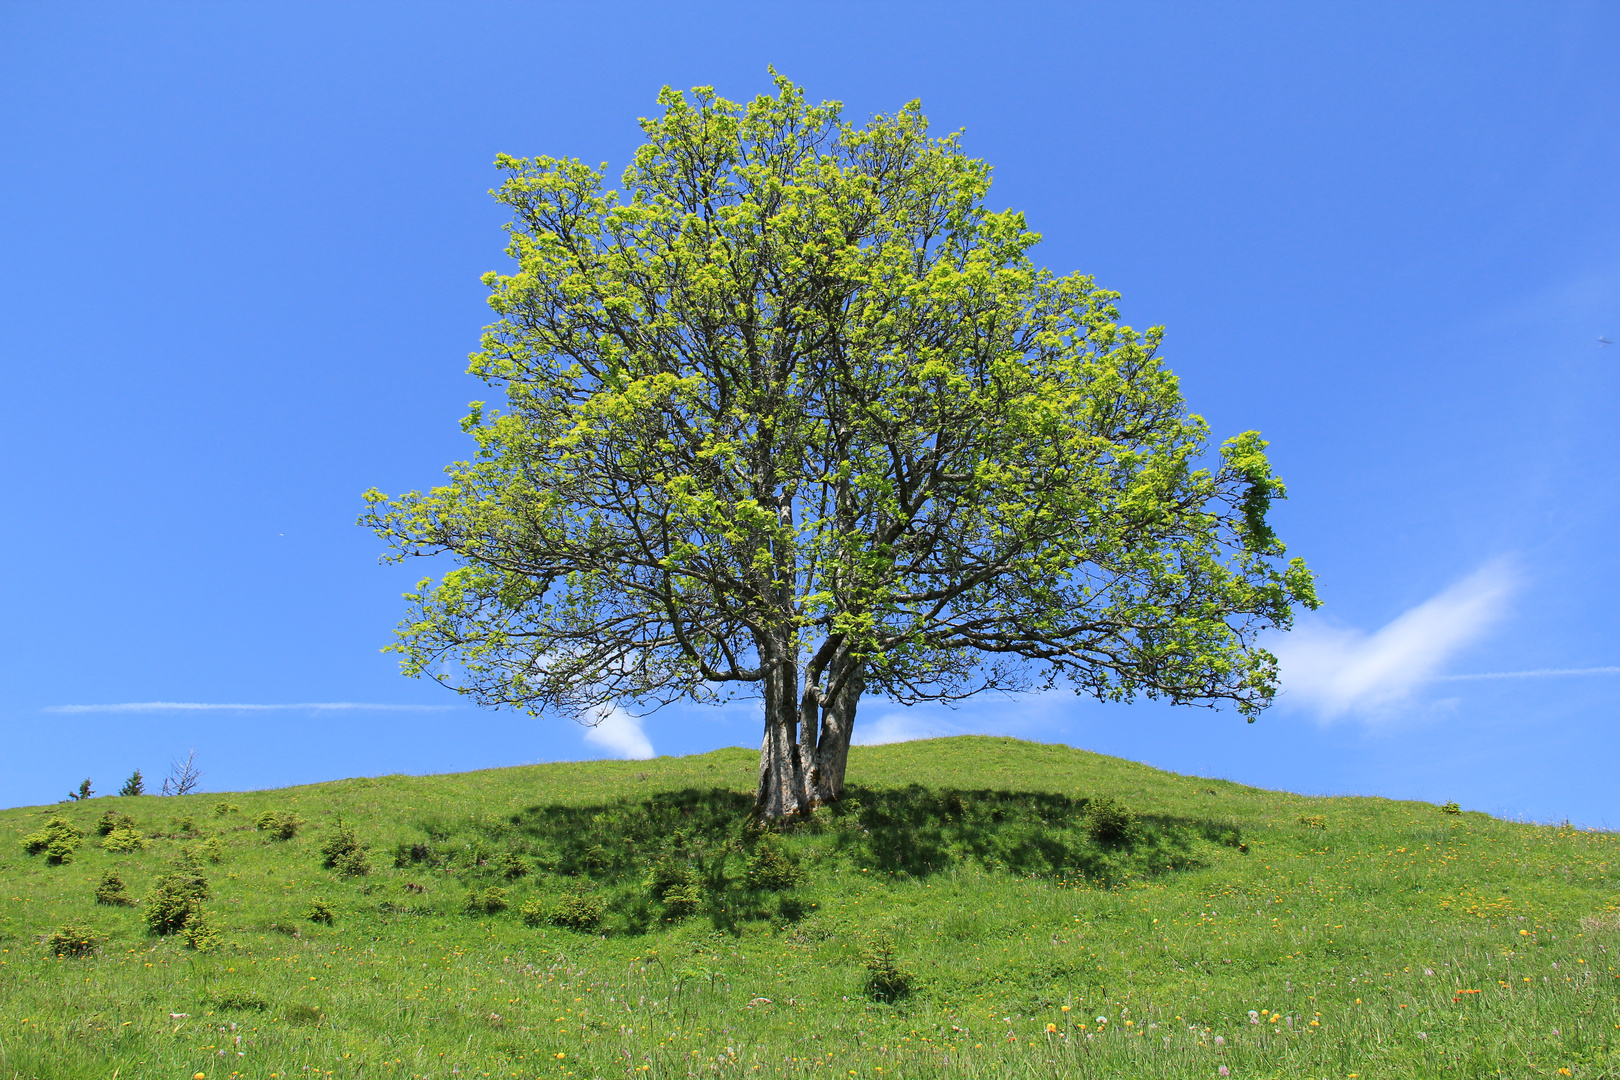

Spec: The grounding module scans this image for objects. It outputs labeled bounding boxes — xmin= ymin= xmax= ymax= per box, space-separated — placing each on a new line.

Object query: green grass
xmin=1 ymin=735 xmax=1617 ymax=1079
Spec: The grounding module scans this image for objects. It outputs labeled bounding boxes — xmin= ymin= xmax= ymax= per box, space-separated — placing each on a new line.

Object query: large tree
xmin=363 ymin=75 xmax=1317 ymax=819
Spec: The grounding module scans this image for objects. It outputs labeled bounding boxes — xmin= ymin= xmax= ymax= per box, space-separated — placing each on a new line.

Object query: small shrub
xmin=394 ymin=841 xmax=433 ymax=868
xmin=499 ymin=852 xmax=532 ymax=879
xmin=22 ymin=817 xmax=85 ymax=863
xmin=144 ymin=856 xmax=210 ymax=935
xmin=465 ymin=886 xmax=509 ymax=916
xmin=182 ymin=906 xmax=221 ymax=951
xmin=1441 ymin=801 xmax=1461 ymax=815
xmin=862 ymin=929 xmax=913 ymax=1002
xmin=1084 ymin=796 xmax=1134 ymax=847
xmin=306 ymin=899 xmax=335 ymax=925
xmin=96 ymin=810 xmax=136 ymax=836
xmin=213 ymin=801 xmax=239 ymax=817
xmin=645 ymin=858 xmax=705 ymax=917
xmin=67 ymin=778 xmax=94 ymax=801
xmin=47 ymin=923 xmax=101 ymax=957
xmin=319 ymin=822 xmax=369 ymax=876
xmin=101 ymin=824 xmax=146 ymax=853
xmin=256 ymin=811 xmax=301 ymax=840
xmin=118 ymin=770 xmax=146 ymax=797
xmin=1298 ymin=814 xmax=1326 ymax=829
xmin=95 ymin=870 xmax=134 ymax=906
xmin=519 ymin=898 xmax=546 ymax=927
xmin=744 ymin=838 xmax=806 ymax=891
xmin=171 ymin=815 xmax=197 ymax=835
xmin=549 ymin=890 xmax=606 ymax=931
xmin=198 ymin=837 xmax=226 ymax=863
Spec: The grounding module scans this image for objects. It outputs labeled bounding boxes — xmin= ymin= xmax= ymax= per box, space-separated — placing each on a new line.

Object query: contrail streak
xmin=1432 ymin=667 xmax=1620 ymax=682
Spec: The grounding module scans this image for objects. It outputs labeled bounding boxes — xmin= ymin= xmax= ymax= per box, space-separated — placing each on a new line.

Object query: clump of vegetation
xmin=256 ymin=810 xmax=301 ymax=840
xmin=1084 ymin=795 xmax=1134 ymax=846
xmin=67 ymin=778 xmax=94 ymax=802
xmin=182 ymin=906 xmax=221 ymax=951
xmin=283 ymin=1003 xmax=322 ymax=1026
xmin=319 ymin=823 xmax=370 ymax=877
xmin=213 ymin=801 xmax=240 ymax=816
xmin=96 ymin=809 xmax=135 ymax=836
xmin=518 ymin=898 xmax=546 ymax=927
xmin=548 ymin=889 xmax=605 ymax=931
xmin=744 ymin=836 xmax=806 ymax=891
xmin=117 ymin=769 xmax=145 ymax=797
xmin=1442 ymin=801 xmax=1462 ymax=815
xmin=94 ymin=870 xmax=134 ymax=906
xmin=197 ymin=837 xmax=226 ymax=863
xmin=464 ymin=886 xmax=508 ymax=915
xmin=170 ymin=814 xmax=197 ymax=835
xmin=1298 ymin=814 xmax=1326 ymax=829
xmin=499 ymin=852 xmax=531 ymax=879
xmin=46 ymin=923 xmax=101 ymax=957
xmin=208 ymin=989 xmax=269 ymax=1012
xmin=101 ymin=821 xmax=146 ymax=853
xmin=305 ymin=899 xmax=335 ymax=925
xmin=22 ymin=815 xmax=84 ymax=864
xmin=861 ymin=929 xmax=913 ymax=1002
xmin=144 ymin=855 xmax=210 ymax=936
xmin=645 ymin=858 xmax=705 ymax=918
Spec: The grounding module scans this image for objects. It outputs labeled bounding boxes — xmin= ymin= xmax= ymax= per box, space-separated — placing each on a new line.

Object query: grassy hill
xmin=1 ymin=735 xmax=1617 ymax=1079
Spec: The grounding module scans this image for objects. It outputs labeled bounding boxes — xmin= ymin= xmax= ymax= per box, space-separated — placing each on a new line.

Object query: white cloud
xmin=45 ymin=701 xmax=456 ymax=714
xmin=1270 ymin=559 xmax=1518 ymax=720
xmin=581 ymin=706 xmax=655 ymax=759
xmin=851 ymin=711 xmax=951 ymax=746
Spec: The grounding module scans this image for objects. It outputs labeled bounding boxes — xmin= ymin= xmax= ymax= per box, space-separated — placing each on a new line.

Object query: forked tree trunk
xmin=754 ymin=646 xmax=864 ymax=819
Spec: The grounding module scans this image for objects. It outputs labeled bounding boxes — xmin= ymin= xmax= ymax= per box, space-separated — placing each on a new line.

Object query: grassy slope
xmin=1 ymin=735 xmax=1617 ymax=1080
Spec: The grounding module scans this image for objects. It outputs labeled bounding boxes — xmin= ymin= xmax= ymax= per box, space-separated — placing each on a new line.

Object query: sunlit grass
xmin=1 ymin=736 xmax=1616 ymax=1078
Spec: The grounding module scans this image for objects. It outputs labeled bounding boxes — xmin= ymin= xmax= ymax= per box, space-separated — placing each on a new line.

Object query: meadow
xmin=1 ymin=735 xmax=1616 ymax=1080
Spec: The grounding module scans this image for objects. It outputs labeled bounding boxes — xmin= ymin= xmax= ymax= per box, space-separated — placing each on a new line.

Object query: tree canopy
xmin=362 ymin=74 xmax=1317 ymax=818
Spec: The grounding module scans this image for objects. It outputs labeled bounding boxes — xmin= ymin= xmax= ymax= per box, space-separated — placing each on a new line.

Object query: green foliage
xmin=743 ymin=836 xmax=806 ymax=891
xmin=95 ymin=810 xmax=134 ymax=836
xmin=548 ymin=889 xmax=606 ymax=931
xmin=197 ymin=837 xmax=226 ymax=863
xmin=319 ymin=822 xmax=370 ymax=877
xmin=362 ymin=75 xmax=1318 ymax=821
xmin=93 ymin=871 xmax=133 ymax=906
xmin=305 ymin=899 xmax=335 ymax=925
xmin=143 ymin=855 xmax=210 ymax=935
xmin=67 ymin=778 xmax=94 ymax=802
xmin=1442 ymin=801 xmax=1462 ymax=815
xmin=213 ymin=801 xmax=239 ymax=817
xmin=464 ymin=886 xmax=508 ymax=916
xmin=861 ymin=928 xmax=913 ymax=1002
xmin=1084 ymin=794 xmax=1134 ymax=847
xmin=170 ymin=814 xmax=196 ymax=835
xmin=46 ymin=923 xmax=101 ymax=957
xmin=498 ymin=852 xmax=531 ymax=879
xmin=518 ymin=898 xmax=546 ymax=927
xmin=117 ymin=769 xmax=145 ymax=797
xmin=100 ymin=824 xmax=145 ymax=853
xmin=255 ymin=810 xmax=301 ymax=840
xmin=21 ymin=816 xmax=84 ymax=864
xmin=181 ymin=906 xmax=220 ymax=951
xmin=283 ymin=1003 xmax=322 ymax=1026
xmin=644 ymin=858 xmax=704 ymax=918
xmin=207 ymin=989 xmax=269 ymax=1012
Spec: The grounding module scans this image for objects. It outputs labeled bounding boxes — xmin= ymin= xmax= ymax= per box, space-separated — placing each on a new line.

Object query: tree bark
xmin=754 ymin=647 xmax=808 ymax=819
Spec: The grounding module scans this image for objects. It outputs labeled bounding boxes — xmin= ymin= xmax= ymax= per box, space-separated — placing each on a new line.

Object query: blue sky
xmin=3 ymin=2 xmax=1617 ymax=823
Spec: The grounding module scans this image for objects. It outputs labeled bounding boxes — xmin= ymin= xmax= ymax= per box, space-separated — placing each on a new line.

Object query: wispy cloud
xmin=581 ymin=706 xmax=655 ymax=760
xmin=45 ymin=701 xmax=457 ymax=714
xmin=852 ymin=711 xmax=953 ymax=746
xmin=1270 ymin=559 xmax=1518 ymax=720
xmin=1434 ymin=666 xmax=1620 ymax=682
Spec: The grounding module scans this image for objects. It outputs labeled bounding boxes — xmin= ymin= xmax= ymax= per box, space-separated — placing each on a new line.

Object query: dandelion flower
xmin=1046 ymin=1024 xmax=1057 ymax=1033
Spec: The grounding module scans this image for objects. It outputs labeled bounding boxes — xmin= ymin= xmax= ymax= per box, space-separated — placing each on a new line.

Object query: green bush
xmin=101 ymin=824 xmax=146 ymax=853
xmin=862 ymin=929 xmax=913 ymax=1002
xmin=95 ymin=810 xmax=135 ymax=836
xmin=22 ymin=817 xmax=84 ymax=864
xmin=464 ymin=886 xmax=508 ymax=915
xmin=645 ymin=858 xmax=705 ymax=917
xmin=319 ymin=823 xmax=370 ymax=877
xmin=171 ymin=815 xmax=196 ymax=835
xmin=213 ymin=801 xmax=239 ymax=817
xmin=518 ymin=898 xmax=546 ymax=927
xmin=744 ymin=837 xmax=806 ymax=891
xmin=182 ymin=906 xmax=221 ymax=951
xmin=256 ymin=810 xmax=301 ymax=840
xmin=1442 ymin=801 xmax=1462 ymax=815
xmin=306 ymin=899 xmax=335 ymax=925
xmin=117 ymin=769 xmax=145 ymax=797
xmin=94 ymin=870 xmax=133 ymax=906
xmin=499 ymin=852 xmax=532 ymax=879
xmin=144 ymin=856 xmax=210 ymax=936
xmin=1084 ymin=795 xmax=1134 ymax=847
xmin=47 ymin=923 xmax=101 ymax=957
xmin=198 ymin=837 xmax=226 ymax=863
xmin=549 ymin=890 xmax=606 ymax=931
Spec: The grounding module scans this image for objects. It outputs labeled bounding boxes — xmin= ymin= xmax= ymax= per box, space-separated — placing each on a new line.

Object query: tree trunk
xmin=806 ymin=650 xmax=863 ymax=807
xmin=754 ymin=644 xmax=865 ymax=819
xmin=754 ymin=649 xmax=808 ymax=819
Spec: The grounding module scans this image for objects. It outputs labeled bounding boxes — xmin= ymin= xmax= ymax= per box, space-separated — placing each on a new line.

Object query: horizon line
xmin=44 ymin=701 xmax=460 ymax=714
